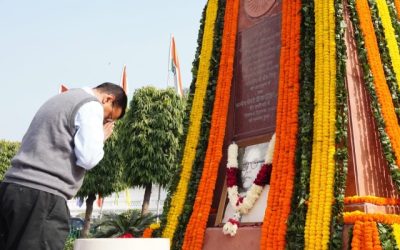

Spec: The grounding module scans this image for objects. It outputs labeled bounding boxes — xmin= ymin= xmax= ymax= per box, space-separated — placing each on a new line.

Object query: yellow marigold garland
xmin=374 ymin=0 xmax=400 ymax=89
xmin=181 ymin=0 xmax=240 ymax=248
xmin=304 ymin=0 xmax=336 ymax=249
xmin=142 ymin=223 xmax=160 ymax=238
xmin=161 ymin=0 xmax=219 ymax=240
xmin=392 ymin=223 xmax=400 ymax=246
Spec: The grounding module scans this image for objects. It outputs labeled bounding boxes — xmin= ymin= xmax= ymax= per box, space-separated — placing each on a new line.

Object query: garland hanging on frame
xmin=223 ymin=134 xmax=275 ymax=236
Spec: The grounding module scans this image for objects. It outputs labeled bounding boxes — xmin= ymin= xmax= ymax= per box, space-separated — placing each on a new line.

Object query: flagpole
xmin=156 ymin=184 xmax=161 ymax=223
xmin=120 ymin=65 xmax=128 ymax=95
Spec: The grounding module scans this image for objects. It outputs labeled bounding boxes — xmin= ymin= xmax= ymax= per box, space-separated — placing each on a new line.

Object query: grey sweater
xmin=4 ymin=89 xmax=100 ymax=200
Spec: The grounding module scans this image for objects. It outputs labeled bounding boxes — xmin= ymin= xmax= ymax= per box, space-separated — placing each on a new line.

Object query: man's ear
xmin=107 ymin=94 xmax=116 ymax=102
xmin=102 ymin=94 xmax=115 ymax=104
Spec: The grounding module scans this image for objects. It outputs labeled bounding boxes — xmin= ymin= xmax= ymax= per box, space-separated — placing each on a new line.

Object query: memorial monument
xmin=155 ymin=0 xmax=400 ymax=249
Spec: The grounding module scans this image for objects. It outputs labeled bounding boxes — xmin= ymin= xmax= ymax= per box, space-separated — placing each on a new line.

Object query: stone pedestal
xmin=73 ymin=238 xmax=170 ymax=250
xmin=203 ymin=227 xmax=261 ymax=250
xmin=341 ymin=3 xmax=400 ymax=247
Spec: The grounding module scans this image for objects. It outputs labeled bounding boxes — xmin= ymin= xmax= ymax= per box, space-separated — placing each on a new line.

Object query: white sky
xmin=0 ymin=0 xmax=207 ymax=141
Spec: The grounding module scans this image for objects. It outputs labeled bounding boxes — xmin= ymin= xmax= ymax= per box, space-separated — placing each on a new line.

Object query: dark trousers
xmin=0 ymin=182 xmax=70 ymax=250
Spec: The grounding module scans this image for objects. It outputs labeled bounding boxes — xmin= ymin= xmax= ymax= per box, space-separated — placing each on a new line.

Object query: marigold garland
xmin=142 ymin=228 xmax=153 ymax=238
xmin=395 ymin=0 xmax=400 ymax=18
xmin=348 ymin=0 xmax=400 ymax=192
xmin=392 ymin=223 xmax=400 ymax=246
xmin=369 ymin=0 xmax=400 ymax=124
xmin=142 ymin=223 xmax=160 ymax=238
xmin=329 ymin=0 xmax=348 ymax=248
xmin=354 ymin=0 xmax=400 ymax=168
xmin=385 ymin=0 xmax=400 ymax=48
xmin=304 ymin=0 xmax=337 ymax=248
xmin=344 ymin=196 xmax=400 ymax=206
xmin=162 ymin=0 xmax=219 ymax=241
xmin=181 ymin=0 xmax=240 ymax=248
xmin=170 ymin=2 xmax=226 ymax=249
xmin=372 ymin=222 xmax=384 ymax=250
xmin=377 ymin=223 xmax=399 ymax=249
xmin=351 ymin=221 xmax=363 ymax=250
xmin=344 ymin=211 xmax=400 ymax=224
xmin=374 ymin=0 xmax=400 ymax=89
xmin=285 ymin=0 xmax=315 ymax=248
xmin=351 ymin=221 xmax=382 ymax=250
xmin=259 ymin=0 xmax=301 ymax=249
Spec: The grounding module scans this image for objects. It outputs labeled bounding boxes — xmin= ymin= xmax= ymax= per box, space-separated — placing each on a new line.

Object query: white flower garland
xmin=222 ymin=133 xmax=276 ymax=236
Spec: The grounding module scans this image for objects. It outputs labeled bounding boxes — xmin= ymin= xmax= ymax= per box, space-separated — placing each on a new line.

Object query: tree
xmin=76 ymin=126 xmax=127 ymax=238
xmin=0 ymin=140 xmax=20 ymax=181
xmin=118 ymin=87 xmax=185 ymax=215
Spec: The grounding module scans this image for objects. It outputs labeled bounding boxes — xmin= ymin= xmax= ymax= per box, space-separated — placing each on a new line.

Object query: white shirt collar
xmin=82 ymin=87 xmax=95 ymax=96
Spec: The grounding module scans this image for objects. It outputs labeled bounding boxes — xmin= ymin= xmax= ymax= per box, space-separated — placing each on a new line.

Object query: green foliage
xmin=285 ymin=0 xmax=315 ymax=248
xmin=347 ymin=226 xmax=353 ymax=250
xmin=93 ymin=210 xmax=156 ymax=238
xmin=377 ymin=223 xmax=399 ymax=250
xmin=0 ymin=140 xmax=20 ymax=181
xmin=63 ymin=236 xmax=76 ymax=250
xmin=117 ymin=87 xmax=185 ymax=188
xmin=330 ymin=0 xmax=348 ymax=248
xmin=77 ymin=124 xmax=126 ymax=198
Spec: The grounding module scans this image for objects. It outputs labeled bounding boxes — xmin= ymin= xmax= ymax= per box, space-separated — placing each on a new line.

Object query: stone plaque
xmin=211 ymin=1 xmax=281 ymax=228
xmin=233 ymin=14 xmax=281 ymax=141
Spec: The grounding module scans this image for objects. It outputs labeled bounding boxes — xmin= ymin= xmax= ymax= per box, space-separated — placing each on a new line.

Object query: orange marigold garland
xmin=351 ymin=221 xmax=363 ymax=249
xmin=181 ymin=0 xmax=240 ymax=248
xmin=344 ymin=211 xmax=400 ymax=225
xmin=142 ymin=223 xmax=160 ymax=238
xmin=395 ymin=0 xmax=400 ymax=19
xmin=259 ymin=0 xmax=301 ymax=249
xmin=344 ymin=196 xmax=400 ymax=206
xmin=142 ymin=228 xmax=153 ymax=238
xmin=351 ymin=221 xmax=382 ymax=250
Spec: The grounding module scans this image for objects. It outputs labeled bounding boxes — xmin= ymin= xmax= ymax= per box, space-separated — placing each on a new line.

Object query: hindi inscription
xmin=233 ymin=14 xmax=281 ymax=140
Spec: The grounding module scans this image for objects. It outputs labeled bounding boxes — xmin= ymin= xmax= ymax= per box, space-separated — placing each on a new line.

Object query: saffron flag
xmin=96 ymin=194 xmax=103 ymax=208
xmin=170 ymin=35 xmax=183 ymax=97
xmin=120 ymin=65 xmax=128 ymax=94
xmin=59 ymin=84 xmax=68 ymax=93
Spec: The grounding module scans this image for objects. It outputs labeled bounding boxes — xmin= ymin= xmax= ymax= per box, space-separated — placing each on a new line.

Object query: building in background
xmin=67 ymin=185 xmax=167 ymax=218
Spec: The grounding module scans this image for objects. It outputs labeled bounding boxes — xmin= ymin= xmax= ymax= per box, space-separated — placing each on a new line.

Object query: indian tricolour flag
xmin=170 ymin=35 xmax=183 ymax=97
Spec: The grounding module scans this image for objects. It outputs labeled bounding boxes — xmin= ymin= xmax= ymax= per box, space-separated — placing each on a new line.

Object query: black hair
xmin=94 ymin=82 xmax=128 ymax=119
